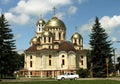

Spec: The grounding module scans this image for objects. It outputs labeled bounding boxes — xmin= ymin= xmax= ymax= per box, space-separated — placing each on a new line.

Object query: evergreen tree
xmin=89 ymin=17 xmax=114 ymax=77
xmin=0 ymin=14 xmax=16 ymax=78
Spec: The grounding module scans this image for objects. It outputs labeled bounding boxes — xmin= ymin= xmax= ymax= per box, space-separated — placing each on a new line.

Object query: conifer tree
xmin=89 ymin=17 xmax=114 ymax=77
xmin=0 ymin=14 xmax=16 ymax=78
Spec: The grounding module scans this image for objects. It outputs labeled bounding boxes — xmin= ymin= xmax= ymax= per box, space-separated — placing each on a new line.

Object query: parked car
xmin=56 ymin=72 xmax=79 ymax=80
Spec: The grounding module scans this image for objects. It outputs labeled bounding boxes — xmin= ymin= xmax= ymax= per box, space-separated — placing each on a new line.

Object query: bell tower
xmin=36 ymin=15 xmax=45 ymax=37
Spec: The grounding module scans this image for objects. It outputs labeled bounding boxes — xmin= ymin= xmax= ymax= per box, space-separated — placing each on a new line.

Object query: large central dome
xmin=45 ymin=17 xmax=66 ymax=30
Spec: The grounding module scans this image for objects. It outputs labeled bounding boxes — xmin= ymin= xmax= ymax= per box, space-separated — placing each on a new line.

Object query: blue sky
xmin=0 ymin=0 xmax=120 ymax=57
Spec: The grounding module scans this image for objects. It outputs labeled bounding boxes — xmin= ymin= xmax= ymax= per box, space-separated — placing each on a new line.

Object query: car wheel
xmin=61 ymin=77 xmax=65 ymax=80
xmin=74 ymin=77 xmax=77 ymax=80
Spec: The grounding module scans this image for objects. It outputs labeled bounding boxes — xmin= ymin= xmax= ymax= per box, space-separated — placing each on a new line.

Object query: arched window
xmin=48 ymin=37 xmax=51 ymax=42
xmin=62 ymin=55 xmax=64 ymax=58
xmin=79 ymin=39 xmax=80 ymax=44
xmin=49 ymin=60 xmax=51 ymax=66
xmin=59 ymin=32 xmax=61 ymax=40
xmin=81 ymin=60 xmax=83 ymax=65
xmin=44 ymin=37 xmax=46 ymax=43
xmin=63 ymin=33 xmax=65 ymax=39
xmin=49 ymin=55 xmax=52 ymax=58
xmin=30 ymin=61 xmax=32 ymax=67
xmin=62 ymin=59 xmax=65 ymax=65
xmin=75 ymin=39 xmax=77 ymax=43
xmin=30 ymin=55 xmax=32 ymax=59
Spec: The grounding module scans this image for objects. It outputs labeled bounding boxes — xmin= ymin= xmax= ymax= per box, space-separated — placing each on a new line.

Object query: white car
xmin=56 ymin=72 xmax=79 ymax=80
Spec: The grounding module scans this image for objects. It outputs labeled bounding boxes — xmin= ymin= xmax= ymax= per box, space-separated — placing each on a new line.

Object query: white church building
xmin=21 ymin=11 xmax=89 ymax=78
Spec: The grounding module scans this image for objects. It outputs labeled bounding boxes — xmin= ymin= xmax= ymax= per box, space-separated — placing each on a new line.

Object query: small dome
xmin=42 ymin=31 xmax=53 ymax=37
xmin=30 ymin=36 xmax=37 ymax=44
xmin=58 ymin=41 xmax=76 ymax=52
xmin=36 ymin=19 xmax=45 ymax=26
xmin=71 ymin=32 xmax=82 ymax=39
xmin=45 ymin=17 xmax=66 ymax=30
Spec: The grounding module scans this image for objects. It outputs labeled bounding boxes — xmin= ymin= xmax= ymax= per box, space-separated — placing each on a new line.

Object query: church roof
xmin=25 ymin=45 xmax=37 ymax=52
xmin=71 ymin=32 xmax=82 ymax=39
xmin=45 ymin=17 xmax=66 ymax=30
xmin=58 ymin=41 xmax=76 ymax=52
xmin=36 ymin=18 xmax=45 ymax=26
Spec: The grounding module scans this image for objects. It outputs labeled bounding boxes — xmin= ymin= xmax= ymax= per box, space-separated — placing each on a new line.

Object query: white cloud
xmin=4 ymin=0 xmax=87 ymax=25
xmin=83 ymin=44 xmax=91 ymax=49
xmin=80 ymin=19 xmax=94 ymax=34
xmin=16 ymin=49 xmax=24 ymax=54
xmin=78 ymin=0 xmax=88 ymax=4
xmin=68 ymin=6 xmax=77 ymax=14
xmin=80 ymin=15 xmax=120 ymax=35
xmin=4 ymin=0 xmax=73 ymax=25
xmin=5 ymin=12 xmax=30 ymax=25
xmin=49 ymin=0 xmax=71 ymax=5
xmin=10 ymin=0 xmax=72 ymax=16
xmin=100 ymin=15 xmax=120 ymax=34
xmin=56 ymin=12 xmax=65 ymax=20
xmin=111 ymin=37 xmax=117 ymax=42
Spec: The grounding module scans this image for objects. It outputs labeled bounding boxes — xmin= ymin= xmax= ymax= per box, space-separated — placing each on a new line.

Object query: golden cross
xmin=53 ymin=6 xmax=56 ymax=16
xmin=40 ymin=14 xmax=42 ymax=19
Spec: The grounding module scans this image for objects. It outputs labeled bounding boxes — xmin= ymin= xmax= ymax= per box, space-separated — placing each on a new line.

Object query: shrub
xmin=77 ymin=68 xmax=89 ymax=78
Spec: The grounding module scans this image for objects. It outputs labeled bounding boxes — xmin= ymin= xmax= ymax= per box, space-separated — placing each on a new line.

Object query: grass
xmin=0 ymin=80 xmax=120 ymax=84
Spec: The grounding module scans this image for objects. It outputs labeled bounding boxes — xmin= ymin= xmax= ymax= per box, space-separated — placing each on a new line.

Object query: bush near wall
xmin=77 ymin=68 xmax=89 ymax=78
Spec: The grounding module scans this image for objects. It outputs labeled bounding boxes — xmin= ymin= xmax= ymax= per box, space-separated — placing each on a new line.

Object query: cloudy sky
xmin=0 ymin=0 xmax=120 ymax=56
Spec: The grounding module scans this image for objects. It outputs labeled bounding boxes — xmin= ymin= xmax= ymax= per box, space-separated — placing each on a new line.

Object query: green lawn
xmin=0 ymin=80 xmax=120 ymax=84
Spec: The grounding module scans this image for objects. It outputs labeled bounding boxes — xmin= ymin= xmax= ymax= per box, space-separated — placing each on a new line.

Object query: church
xmin=23 ymin=10 xmax=89 ymax=78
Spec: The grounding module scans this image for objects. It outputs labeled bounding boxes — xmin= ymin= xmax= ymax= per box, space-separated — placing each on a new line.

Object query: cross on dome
xmin=53 ymin=6 xmax=56 ymax=16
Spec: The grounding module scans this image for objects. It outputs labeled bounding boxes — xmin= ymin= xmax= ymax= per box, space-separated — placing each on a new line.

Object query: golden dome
xmin=30 ymin=36 xmax=37 ymax=44
xmin=42 ymin=31 xmax=53 ymax=37
xmin=71 ymin=32 xmax=82 ymax=39
xmin=45 ymin=17 xmax=66 ymax=30
xmin=36 ymin=19 xmax=45 ymax=26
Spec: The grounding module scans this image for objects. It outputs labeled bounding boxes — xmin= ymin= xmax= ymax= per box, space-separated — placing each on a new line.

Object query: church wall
xmin=81 ymin=55 xmax=87 ymax=69
xmin=77 ymin=54 xmax=87 ymax=69
xmin=58 ymin=51 xmax=68 ymax=69
xmin=36 ymin=54 xmax=42 ymax=69
xmin=40 ymin=51 xmax=57 ymax=70
xmin=68 ymin=52 xmax=76 ymax=69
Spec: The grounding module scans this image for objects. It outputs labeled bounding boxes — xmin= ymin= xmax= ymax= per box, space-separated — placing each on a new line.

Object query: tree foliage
xmin=77 ymin=68 xmax=89 ymax=78
xmin=89 ymin=17 xmax=114 ymax=77
xmin=0 ymin=14 xmax=24 ymax=78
